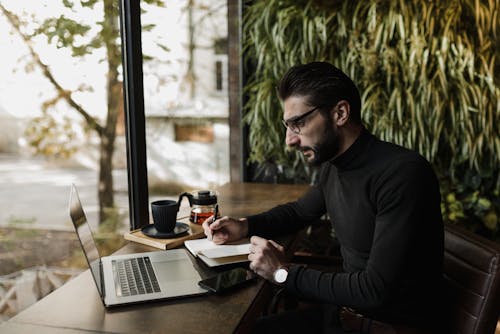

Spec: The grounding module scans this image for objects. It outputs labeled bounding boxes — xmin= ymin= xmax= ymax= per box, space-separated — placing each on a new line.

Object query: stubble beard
xmin=305 ymin=126 xmax=339 ymax=166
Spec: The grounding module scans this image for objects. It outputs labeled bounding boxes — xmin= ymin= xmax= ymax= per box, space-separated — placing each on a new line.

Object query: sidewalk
xmin=0 ymin=154 xmax=129 ymax=232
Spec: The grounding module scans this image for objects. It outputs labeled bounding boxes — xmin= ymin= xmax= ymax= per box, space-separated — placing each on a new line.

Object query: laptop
xmin=68 ymin=184 xmax=207 ymax=307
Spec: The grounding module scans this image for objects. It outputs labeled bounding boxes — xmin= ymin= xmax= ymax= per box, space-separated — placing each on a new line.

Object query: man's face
xmin=283 ymin=96 xmax=340 ymax=166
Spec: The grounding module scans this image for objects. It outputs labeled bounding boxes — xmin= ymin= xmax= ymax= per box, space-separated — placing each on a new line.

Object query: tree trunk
xmin=186 ymin=0 xmax=196 ymax=98
xmin=98 ymin=0 xmax=122 ymax=223
xmin=98 ymin=132 xmax=114 ymax=223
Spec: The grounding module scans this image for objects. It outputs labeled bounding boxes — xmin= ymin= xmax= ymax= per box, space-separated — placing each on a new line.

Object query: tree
xmin=1 ymin=0 xmax=227 ymax=224
xmin=0 ymin=0 xmax=163 ymax=223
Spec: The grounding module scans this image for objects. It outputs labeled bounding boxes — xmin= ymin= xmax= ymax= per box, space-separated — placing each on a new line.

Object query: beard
xmin=302 ymin=126 xmax=339 ymax=166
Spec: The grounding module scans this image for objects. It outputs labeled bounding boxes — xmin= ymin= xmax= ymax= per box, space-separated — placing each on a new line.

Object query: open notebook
xmin=184 ymin=238 xmax=251 ymax=267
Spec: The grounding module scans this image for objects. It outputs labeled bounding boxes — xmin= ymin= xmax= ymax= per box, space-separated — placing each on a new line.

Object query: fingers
xmin=268 ymin=239 xmax=284 ymax=253
xmin=250 ymin=235 xmax=265 ymax=246
xmin=249 ymin=236 xmax=272 ymax=255
xmin=203 ymin=216 xmax=241 ymax=243
xmin=250 ymin=236 xmax=283 ymax=253
xmin=210 ymin=216 xmax=231 ymax=230
xmin=201 ymin=216 xmax=216 ymax=240
xmin=211 ymin=231 xmax=228 ymax=244
xmin=202 ymin=215 xmax=226 ymax=238
xmin=248 ymin=237 xmax=287 ymax=281
xmin=248 ymin=252 xmax=264 ymax=277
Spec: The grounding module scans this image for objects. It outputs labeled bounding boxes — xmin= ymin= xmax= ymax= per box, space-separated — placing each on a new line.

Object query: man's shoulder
xmin=374 ymin=138 xmax=428 ymax=166
xmin=367 ymin=139 xmax=438 ymax=188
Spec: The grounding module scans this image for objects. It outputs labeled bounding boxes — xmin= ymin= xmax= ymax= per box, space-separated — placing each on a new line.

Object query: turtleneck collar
xmin=329 ymin=127 xmax=375 ymax=171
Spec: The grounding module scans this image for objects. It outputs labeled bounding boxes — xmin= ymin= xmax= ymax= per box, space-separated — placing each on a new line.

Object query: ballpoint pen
xmin=210 ymin=203 xmax=218 ymax=240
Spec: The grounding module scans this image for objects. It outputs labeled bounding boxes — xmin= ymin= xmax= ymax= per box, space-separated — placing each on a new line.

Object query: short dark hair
xmin=277 ymin=62 xmax=362 ymax=124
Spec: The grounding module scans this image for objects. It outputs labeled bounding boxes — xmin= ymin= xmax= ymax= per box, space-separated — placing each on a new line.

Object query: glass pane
xmin=141 ymin=1 xmax=229 ymax=221
xmin=0 ymin=1 xmax=128 ymax=321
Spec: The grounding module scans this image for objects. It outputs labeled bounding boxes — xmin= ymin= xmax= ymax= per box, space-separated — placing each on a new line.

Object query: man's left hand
xmin=248 ymin=236 xmax=287 ymax=282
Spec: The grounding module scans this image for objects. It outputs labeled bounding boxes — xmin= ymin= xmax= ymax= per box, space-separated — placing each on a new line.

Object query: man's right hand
xmin=202 ymin=216 xmax=248 ymax=244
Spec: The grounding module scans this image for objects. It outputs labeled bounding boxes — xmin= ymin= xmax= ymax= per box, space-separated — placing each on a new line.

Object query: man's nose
xmin=285 ymin=129 xmax=300 ymax=147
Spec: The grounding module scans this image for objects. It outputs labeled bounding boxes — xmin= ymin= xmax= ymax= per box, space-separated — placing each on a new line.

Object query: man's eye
xmin=292 ymin=120 xmax=305 ymax=127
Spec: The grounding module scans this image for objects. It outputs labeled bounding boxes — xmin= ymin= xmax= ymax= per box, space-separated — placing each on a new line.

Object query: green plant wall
xmin=242 ymin=0 xmax=500 ymax=238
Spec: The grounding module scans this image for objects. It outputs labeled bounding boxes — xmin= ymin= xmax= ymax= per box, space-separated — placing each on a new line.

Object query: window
xmin=140 ymin=0 xmax=230 ymax=210
xmin=214 ymin=37 xmax=228 ymax=93
xmin=216 ymin=60 xmax=224 ymax=91
xmin=0 ymin=0 xmax=128 ymax=320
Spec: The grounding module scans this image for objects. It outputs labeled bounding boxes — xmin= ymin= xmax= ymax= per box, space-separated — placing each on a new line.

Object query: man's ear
xmin=332 ymin=100 xmax=350 ymax=126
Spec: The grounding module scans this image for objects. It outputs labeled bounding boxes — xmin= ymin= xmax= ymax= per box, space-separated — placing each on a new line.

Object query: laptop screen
xmin=69 ymin=184 xmax=104 ymax=297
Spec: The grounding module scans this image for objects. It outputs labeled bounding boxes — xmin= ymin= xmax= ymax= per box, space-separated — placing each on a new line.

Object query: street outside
xmin=0 ymin=153 xmax=130 ymax=232
xmin=0 ymin=154 xmax=132 ymax=321
xmin=0 ymin=153 xmax=180 ymax=322
xmin=0 ymin=153 xmax=189 ymax=277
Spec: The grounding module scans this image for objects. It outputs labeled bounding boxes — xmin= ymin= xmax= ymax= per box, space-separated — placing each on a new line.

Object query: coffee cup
xmin=151 ymin=200 xmax=178 ymax=233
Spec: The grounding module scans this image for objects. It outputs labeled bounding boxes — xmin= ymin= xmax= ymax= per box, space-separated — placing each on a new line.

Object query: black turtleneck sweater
xmin=246 ymin=129 xmax=444 ymax=328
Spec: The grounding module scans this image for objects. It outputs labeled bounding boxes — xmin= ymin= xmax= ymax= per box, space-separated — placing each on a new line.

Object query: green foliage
xmin=242 ymin=0 xmax=500 ymax=237
xmin=441 ymin=168 xmax=500 ymax=240
xmin=32 ymin=1 xmax=117 ymax=57
xmin=25 ymin=110 xmax=79 ymax=158
xmin=35 ymin=16 xmax=93 ymax=56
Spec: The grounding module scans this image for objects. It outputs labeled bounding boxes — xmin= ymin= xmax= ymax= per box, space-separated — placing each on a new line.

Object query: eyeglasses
xmin=281 ymin=106 xmax=320 ymax=134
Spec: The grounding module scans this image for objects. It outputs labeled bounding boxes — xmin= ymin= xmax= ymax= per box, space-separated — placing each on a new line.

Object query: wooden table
xmin=3 ymin=182 xmax=310 ymax=334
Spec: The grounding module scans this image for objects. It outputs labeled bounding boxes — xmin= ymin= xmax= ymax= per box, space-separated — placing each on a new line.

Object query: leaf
xmin=80 ymin=0 xmax=99 ymax=8
xmin=63 ymin=0 xmax=75 ymax=9
xmin=242 ymin=0 xmax=499 ymax=188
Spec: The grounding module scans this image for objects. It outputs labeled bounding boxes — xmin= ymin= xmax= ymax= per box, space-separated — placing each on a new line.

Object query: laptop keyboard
xmin=114 ymin=257 xmax=161 ymax=296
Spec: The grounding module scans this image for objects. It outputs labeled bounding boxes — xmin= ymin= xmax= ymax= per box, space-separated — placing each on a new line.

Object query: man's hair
xmin=277 ymin=62 xmax=362 ymax=124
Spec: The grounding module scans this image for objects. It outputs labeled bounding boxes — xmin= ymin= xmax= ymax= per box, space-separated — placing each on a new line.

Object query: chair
xmin=444 ymin=223 xmax=500 ymax=334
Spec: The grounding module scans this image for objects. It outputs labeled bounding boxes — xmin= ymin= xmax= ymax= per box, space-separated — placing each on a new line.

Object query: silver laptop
xmin=69 ymin=184 xmax=207 ymax=307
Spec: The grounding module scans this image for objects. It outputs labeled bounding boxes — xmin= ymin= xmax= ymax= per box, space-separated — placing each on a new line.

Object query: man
xmin=203 ymin=62 xmax=444 ymax=333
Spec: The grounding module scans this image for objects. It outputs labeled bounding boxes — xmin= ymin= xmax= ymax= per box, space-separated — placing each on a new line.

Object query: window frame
xmin=119 ymin=0 xmax=246 ymax=230
xmin=119 ymin=0 xmax=149 ymax=230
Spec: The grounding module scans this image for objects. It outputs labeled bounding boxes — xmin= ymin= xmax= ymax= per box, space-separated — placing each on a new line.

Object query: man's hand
xmin=248 ymin=236 xmax=287 ymax=282
xmin=202 ymin=216 xmax=248 ymax=244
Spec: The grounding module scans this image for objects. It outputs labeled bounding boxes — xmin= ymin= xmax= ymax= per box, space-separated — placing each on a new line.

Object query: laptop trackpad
xmin=153 ymin=259 xmax=205 ymax=295
xmin=154 ymin=260 xmax=201 ymax=281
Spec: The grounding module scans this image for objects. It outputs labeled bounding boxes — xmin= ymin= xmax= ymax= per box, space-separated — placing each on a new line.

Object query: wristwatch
xmin=273 ymin=265 xmax=289 ymax=284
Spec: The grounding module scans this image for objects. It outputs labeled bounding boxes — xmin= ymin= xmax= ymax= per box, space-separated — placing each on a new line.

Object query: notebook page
xmin=184 ymin=238 xmax=250 ymax=259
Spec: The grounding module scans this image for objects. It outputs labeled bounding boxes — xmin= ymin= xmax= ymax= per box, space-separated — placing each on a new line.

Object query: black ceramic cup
xmin=151 ymin=200 xmax=178 ymax=233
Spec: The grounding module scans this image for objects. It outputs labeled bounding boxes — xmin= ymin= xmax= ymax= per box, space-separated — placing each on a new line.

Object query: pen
xmin=210 ymin=204 xmax=218 ymax=240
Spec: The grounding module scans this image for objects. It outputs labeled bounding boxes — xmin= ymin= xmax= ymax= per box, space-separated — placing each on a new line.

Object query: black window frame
xmin=119 ymin=0 xmax=149 ymax=230
xmin=119 ymin=0 xmax=246 ymax=230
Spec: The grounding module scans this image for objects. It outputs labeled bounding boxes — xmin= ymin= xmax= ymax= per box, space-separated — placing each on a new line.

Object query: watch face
xmin=274 ymin=268 xmax=288 ymax=283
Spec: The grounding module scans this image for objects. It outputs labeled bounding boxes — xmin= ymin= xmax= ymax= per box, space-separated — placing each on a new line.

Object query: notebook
xmin=68 ymin=184 xmax=207 ymax=307
xmin=184 ymin=238 xmax=250 ymax=267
